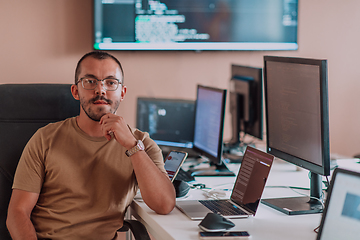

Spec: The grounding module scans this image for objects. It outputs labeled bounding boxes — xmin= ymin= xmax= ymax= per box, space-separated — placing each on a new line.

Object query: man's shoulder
xmin=37 ymin=117 xmax=75 ymax=135
xmin=128 ymin=126 xmax=162 ymax=153
xmin=128 ymin=126 xmax=157 ymax=145
xmin=128 ymin=126 xmax=149 ymax=139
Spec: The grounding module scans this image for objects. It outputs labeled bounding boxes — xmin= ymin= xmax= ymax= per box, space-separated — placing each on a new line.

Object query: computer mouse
xmin=198 ymin=212 xmax=235 ymax=232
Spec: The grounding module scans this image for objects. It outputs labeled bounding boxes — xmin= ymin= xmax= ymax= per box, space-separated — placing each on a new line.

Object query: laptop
xmin=176 ymin=146 xmax=274 ymax=220
xmin=316 ymin=168 xmax=360 ymax=240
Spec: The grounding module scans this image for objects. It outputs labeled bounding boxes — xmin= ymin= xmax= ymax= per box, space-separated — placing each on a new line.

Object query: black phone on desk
xmin=199 ymin=231 xmax=250 ymax=239
xmin=164 ymin=150 xmax=188 ymax=182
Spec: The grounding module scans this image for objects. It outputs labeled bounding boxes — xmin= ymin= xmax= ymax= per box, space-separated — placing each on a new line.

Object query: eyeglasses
xmin=76 ymin=77 xmax=122 ymax=91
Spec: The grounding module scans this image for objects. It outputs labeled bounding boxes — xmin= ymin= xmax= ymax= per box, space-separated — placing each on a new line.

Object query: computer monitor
xmin=190 ymin=85 xmax=234 ymax=176
xmin=227 ymin=64 xmax=263 ymax=145
xmin=262 ymin=56 xmax=330 ymax=215
xmin=136 ymin=97 xmax=196 ymax=155
xmin=93 ymin=0 xmax=298 ymax=51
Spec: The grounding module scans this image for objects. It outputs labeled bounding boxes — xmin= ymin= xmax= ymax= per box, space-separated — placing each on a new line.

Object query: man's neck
xmin=76 ymin=115 xmax=104 ymax=138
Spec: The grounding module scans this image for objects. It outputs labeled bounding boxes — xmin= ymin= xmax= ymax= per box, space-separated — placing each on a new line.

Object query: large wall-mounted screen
xmin=94 ymin=0 xmax=298 ymax=51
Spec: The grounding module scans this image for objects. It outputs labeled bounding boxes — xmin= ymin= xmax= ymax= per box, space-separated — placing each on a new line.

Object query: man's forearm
xmin=7 ymin=210 xmax=38 ymax=240
xmin=130 ymin=151 xmax=176 ymax=214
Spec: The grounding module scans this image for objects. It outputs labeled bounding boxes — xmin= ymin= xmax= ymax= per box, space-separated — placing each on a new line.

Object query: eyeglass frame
xmin=75 ymin=76 xmax=122 ymax=91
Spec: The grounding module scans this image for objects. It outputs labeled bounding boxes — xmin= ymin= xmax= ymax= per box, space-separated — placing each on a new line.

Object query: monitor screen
xmin=316 ymin=168 xmax=360 ymax=240
xmin=193 ymin=85 xmax=226 ymax=164
xmin=136 ymin=97 xmax=195 ymax=151
xmin=262 ymin=56 xmax=330 ymax=215
xmin=191 ymin=85 xmax=233 ymax=176
xmin=93 ymin=0 xmax=298 ymax=51
xmin=228 ymin=64 xmax=263 ymax=144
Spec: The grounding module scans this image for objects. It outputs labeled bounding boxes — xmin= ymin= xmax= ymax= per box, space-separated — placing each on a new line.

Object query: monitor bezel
xmin=192 ymin=85 xmax=227 ymax=165
xmin=93 ymin=0 xmax=299 ymax=51
xmin=263 ymin=56 xmax=330 ymax=176
xmin=316 ymin=168 xmax=360 ymax=240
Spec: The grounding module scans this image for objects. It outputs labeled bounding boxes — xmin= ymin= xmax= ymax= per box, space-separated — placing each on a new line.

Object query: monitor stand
xmin=261 ymin=196 xmax=323 ymax=215
xmin=261 ymin=172 xmax=323 ymax=215
xmin=188 ymin=161 xmax=235 ymax=177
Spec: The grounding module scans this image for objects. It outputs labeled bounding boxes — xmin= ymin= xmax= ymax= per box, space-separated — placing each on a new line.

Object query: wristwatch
xmin=125 ymin=140 xmax=145 ymax=157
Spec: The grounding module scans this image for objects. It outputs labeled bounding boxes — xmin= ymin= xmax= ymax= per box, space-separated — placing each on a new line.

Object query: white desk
xmin=129 ymin=158 xmax=360 ymax=240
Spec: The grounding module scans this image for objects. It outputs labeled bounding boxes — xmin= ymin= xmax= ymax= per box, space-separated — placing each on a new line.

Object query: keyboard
xmin=199 ymin=200 xmax=248 ymax=216
xmin=175 ymin=168 xmax=195 ymax=182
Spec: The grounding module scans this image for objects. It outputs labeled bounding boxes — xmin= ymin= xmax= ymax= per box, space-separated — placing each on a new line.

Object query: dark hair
xmin=74 ymin=51 xmax=124 ymax=84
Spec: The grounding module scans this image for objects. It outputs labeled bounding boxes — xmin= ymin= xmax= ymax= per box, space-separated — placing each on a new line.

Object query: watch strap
xmin=125 ymin=140 xmax=144 ymax=157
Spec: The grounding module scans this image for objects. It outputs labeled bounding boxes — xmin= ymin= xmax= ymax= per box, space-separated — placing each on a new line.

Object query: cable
xmin=324 ymin=175 xmax=330 ymax=191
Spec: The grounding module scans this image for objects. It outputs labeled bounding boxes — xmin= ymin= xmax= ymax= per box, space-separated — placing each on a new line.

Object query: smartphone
xmin=164 ymin=150 xmax=188 ymax=182
xmin=199 ymin=231 xmax=250 ymax=240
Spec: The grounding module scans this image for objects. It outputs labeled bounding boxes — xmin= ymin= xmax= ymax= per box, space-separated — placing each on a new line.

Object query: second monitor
xmin=136 ymin=97 xmax=197 ymax=156
xmin=223 ymin=64 xmax=263 ymax=162
xmin=190 ymin=84 xmax=234 ymax=176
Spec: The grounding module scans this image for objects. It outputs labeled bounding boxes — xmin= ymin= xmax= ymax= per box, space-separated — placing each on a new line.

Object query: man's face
xmin=74 ymin=57 xmax=125 ymax=121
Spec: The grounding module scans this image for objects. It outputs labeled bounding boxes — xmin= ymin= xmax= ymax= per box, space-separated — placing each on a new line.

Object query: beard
xmin=80 ymin=95 xmax=120 ymax=122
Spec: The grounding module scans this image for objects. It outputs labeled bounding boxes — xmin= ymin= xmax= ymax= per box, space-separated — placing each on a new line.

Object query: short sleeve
xmin=12 ymin=129 xmax=46 ymax=193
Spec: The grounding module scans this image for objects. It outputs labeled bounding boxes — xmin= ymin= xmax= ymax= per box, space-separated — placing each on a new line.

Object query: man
xmin=6 ymin=51 xmax=176 ymax=240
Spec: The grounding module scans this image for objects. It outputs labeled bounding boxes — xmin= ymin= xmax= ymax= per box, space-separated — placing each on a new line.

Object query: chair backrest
xmin=0 ymin=84 xmax=79 ymax=240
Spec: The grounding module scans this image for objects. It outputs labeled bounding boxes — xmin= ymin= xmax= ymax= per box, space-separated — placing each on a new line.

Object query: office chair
xmin=0 ymin=84 xmax=150 ymax=240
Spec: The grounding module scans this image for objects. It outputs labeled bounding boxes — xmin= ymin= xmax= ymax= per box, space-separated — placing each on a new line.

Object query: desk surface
xmin=130 ymin=158 xmax=360 ymax=240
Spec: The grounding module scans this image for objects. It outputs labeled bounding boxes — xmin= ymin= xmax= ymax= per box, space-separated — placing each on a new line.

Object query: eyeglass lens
xmin=82 ymin=78 xmax=120 ymax=90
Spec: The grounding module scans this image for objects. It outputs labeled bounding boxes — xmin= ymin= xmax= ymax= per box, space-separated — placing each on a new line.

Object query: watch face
xmin=137 ymin=140 xmax=145 ymax=150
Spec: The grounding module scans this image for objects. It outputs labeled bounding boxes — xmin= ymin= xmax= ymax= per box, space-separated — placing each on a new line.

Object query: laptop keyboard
xmin=199 ymin=200 xmax=248 ymax=216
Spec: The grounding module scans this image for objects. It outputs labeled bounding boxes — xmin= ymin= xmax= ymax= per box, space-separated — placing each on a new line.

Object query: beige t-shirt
xmin=13 ymin=117 xmax=166 ymax=240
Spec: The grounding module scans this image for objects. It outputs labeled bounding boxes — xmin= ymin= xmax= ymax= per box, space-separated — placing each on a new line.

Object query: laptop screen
xmin=231 ymin=146 xmax=274 ymax=214
xmin=317 ymin=168 xmax=360 ymax=240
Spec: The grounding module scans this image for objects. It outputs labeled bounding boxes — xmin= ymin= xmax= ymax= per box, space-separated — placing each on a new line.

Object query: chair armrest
xmin=118 ymin=219 xmax=151 ymax=240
